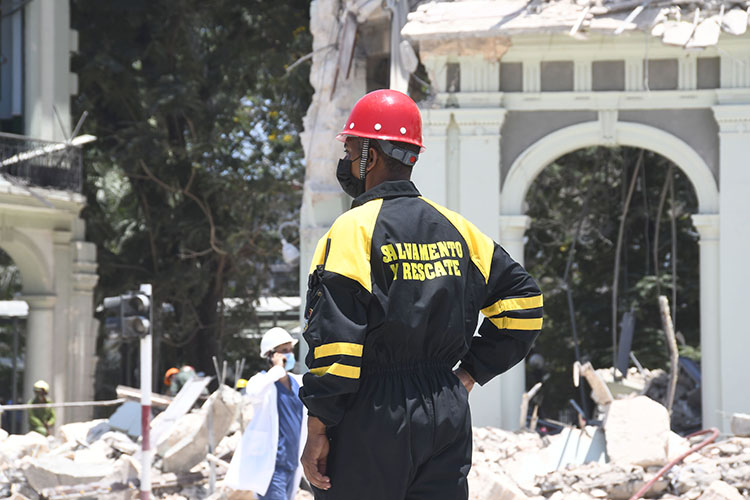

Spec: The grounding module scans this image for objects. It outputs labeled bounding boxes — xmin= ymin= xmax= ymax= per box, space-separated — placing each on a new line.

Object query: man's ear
xmin=365 ymin=146 xmax=378 ymax=173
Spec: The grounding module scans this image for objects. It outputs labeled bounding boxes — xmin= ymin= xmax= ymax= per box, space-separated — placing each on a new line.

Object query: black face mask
xmin=336 ymin=158 xmax=366 ymax=199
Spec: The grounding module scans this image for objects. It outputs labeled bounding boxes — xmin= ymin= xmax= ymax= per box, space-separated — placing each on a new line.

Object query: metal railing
xmin=0 ymin=132 xmax=83 ymax=192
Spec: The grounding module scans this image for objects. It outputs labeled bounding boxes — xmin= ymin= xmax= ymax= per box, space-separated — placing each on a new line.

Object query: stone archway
xmin=499 ymin=121 xmax=721 ymax=429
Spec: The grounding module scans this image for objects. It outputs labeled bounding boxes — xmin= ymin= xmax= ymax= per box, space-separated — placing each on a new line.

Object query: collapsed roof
xmin=403 ymin=0 xmax=750 ymax=48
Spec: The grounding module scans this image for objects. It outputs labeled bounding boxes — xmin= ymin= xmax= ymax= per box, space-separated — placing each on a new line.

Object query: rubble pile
xmin=469 ymin=401 xmax=750 ymax=500
xmin=1 ymin=379 xmax=747 ymax=499
xmin=0 ymin=385 xmax=272 ymax=500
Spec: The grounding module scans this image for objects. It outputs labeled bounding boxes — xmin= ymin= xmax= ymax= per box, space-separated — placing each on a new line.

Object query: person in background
xmin=28 ymin=380 xmax=56 ymax=436
xmin=165 ymin=365 xmax=197 ymax=396
xmin=163 ymin=367 xmax=180 ymax=393
xmin=225 ymin=327 xmax=307 ymax=500
xmin=235 ymin=378 xmax=248 ymax=395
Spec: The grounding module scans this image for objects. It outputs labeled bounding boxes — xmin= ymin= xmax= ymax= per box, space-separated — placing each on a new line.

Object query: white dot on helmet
xmin=374 ymin=123 xmax=382 ymax=131
xmin=349 ymin=122 xmax=355 ymax=129
xmin=400 ymin=127 xmax=406 ymax=134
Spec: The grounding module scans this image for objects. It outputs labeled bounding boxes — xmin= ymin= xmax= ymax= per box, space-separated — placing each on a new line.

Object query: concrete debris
xmin=697 ymin=480 xmax=745 ymax=500
xmin=604 ymin=395 xmax=671 ymax=467
xmin=57 ymin=418 xmax=109 ymax=444
xmin=730 ymin=413 xmax=750 ymax=437
xmin=2 ymin=378 xmax=749 ymax=499
xmin=160 ymin=385 xmax=241 ymax=474
xmin=0 ymin=432 xmax=50 ymax=464
xmin=403 ymin=0 xmax=746 ymax=48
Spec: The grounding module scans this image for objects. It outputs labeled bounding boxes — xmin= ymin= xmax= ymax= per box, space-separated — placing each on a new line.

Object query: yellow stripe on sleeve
xmin=481 ymin=295 xmax=543 ymax=317
xmin=314 ymin=342 xmax=364 ymax=359
xmin=309 ymin=363 xmax=361 ymax=379
xmin=488 ymin=316 xmax=543 ymax=331
xmin=419 ymin=197 xmax=495 ymax=283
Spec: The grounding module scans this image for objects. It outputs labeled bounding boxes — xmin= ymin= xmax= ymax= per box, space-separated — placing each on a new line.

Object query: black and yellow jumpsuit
xmin=300 ymin=180 xmax=542 ymax=500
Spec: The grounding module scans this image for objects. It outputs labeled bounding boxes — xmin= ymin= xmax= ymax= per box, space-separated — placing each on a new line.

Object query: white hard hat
xmin=33 ymin=380 xmax=50 ymax=392
xmin=259 ymin=327 xmax=298 ymax=358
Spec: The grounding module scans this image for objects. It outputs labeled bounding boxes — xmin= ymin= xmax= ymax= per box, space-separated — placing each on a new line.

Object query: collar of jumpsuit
xmin=350 ymin=179 xmax=421 ymax=208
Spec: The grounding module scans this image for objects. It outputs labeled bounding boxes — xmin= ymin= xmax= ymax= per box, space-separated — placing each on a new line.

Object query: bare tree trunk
xmin=653 ymin=165 xmax=674 ymax=297
xmin=612 ymin=150 xmax=644 ymax=371
xmin=658 ymin=295 xmax=679 ymax=414
xmin=670 ymin=171 xmax=678 ymax=331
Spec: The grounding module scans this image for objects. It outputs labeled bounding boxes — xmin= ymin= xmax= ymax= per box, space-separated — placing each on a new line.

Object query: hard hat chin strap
xmin=359 ymin=138 xmax=370 ymax=180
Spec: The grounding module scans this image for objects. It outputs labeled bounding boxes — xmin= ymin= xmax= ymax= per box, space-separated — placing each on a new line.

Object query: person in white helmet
xmin=225 ymin=327 xmax=308 ymax=500
xmin=28 ymin=380 xmax=56 ymax=436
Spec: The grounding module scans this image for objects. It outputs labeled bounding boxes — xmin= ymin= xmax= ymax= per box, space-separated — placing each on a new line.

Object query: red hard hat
xmin=336 ymin=89 xmax=425 ymax=151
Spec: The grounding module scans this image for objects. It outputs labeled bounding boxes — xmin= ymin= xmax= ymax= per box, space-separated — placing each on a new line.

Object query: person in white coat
xmin=226 ymin=327 xmax=308 ymax=499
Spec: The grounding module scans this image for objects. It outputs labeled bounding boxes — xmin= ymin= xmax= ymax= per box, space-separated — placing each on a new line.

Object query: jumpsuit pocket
xmin=304 ymin=267 xmax=324 ymax=325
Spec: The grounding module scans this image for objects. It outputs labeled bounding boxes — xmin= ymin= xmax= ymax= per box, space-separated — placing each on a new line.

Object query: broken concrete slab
xmin=149 ymin=375 xmax=212 ymax=449
xmin=22 ymin=456 xmax=115 ymax=492
xmin=696 ymin=480 xmax=745 ymax=500
xmin=161 ymin=385 xmax=241 ymax=474
xmin=100 ymin=430 xmax=138 ymax=455
xmin=57 ymin=418 xmax=109 ymax=444
xmin=0 ymin=432 xmax=49 ymax=463
xmin=604 ymin=396 xmax=670 ymax=467
xmin=156 ymin=411 xmax=205 ymax=458
xmin=0 ymin=428 xmax=8 ymax=441
xmin=468 ymin=464 xmax=529 ymax=500
xmin=729 ymin=413 xmax=750 ymax=437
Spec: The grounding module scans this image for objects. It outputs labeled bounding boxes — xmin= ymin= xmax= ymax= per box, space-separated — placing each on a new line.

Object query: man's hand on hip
xmin=454 ymin=367 xmax=475 ymax=394
xmin=301 ymin=416 xmax=331 ymax=490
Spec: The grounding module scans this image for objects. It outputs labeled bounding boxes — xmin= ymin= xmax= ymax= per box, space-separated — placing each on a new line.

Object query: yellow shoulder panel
xmin=311 ymin=198 xmax=383 ymax=292
xmin=420 ymin=197 xmax=494 ymax=283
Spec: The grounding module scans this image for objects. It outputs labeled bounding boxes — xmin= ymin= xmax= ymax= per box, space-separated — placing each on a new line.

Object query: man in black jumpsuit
xmin=299 ymin=89 xmax=543 ymax=500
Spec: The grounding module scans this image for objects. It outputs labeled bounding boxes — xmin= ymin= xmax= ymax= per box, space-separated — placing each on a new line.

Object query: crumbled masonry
xmin=1 ymin=375 xmax=748 ymax=499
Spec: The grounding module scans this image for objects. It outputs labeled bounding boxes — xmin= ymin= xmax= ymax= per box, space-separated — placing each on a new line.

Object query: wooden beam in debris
xmin=116 ymin=385 xmax=173 ymax=408
xmin=614 ymin=0 xmax=650 ymax=35
xmin=570 ymin=4 xmax=592 ymax=36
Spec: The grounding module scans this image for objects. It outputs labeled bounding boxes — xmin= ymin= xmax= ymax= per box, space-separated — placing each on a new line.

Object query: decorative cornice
xmin=429 ymin=88 xmax=725 ymax=111
xmin=711 ymin=104 xmax=750 ymax=134
xmin=691 ymin=214 xmax=720 ymax=241
xmin=499 ymin=215 xmax=531 ymax=238
xmin=73 ymin=272 xmax=99 ymax=293
xmin=22 ymin=294 xmax=57 ymax=309
xmin=53 ymin=230 xmax=72 ymax=245
xmin=422 ymin=108 xmax=507 ymax=134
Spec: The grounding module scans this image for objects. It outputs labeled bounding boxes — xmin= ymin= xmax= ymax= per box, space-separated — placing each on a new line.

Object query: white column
xmin=625 ymin=57 xmax=644 ymax=91
xmin=69 ymin=237 xmax=99 ymax=422
xmin=24 ymin=0 xmax=73 ymax=141
xmin=445 ymin=109 xmax=506 ymax=428
xmin=712 ymin=104 xmax=750 ymax=429
xmin=414 ymin=109 xmax=451 ymax=205
xmin=497 ymin=215 xmax=531 ymax=430
xmin=691 ymin=214 xmax=720 ymax=430
xmin=23 ymin=295 xmax=57 ymax=403
xmin=52 ymin=230 xmax=71 ymax=424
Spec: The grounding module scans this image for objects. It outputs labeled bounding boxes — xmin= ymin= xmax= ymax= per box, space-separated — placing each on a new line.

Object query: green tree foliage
xmin=524 ymin=147 xmax=699 ymax=418
xmin=71 ymin=0 xmax=313 ymax=394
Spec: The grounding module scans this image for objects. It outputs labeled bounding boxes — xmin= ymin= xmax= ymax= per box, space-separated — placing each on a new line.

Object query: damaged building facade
xmin=0 ymin=0 xmax=99 ymax=422
xmin=300 ymin=0 xmax=750 ymax=431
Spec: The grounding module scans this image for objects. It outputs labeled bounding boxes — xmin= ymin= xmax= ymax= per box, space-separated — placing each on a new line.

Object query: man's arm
xmin=459 ymin=243 xmax=543 ymax=385
xmin=298 ymin=208 xmax=376 ymax=428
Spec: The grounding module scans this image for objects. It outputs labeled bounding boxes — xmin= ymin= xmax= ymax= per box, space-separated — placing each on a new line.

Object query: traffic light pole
xmin=139 ymin=284 xmax=152 ymax=500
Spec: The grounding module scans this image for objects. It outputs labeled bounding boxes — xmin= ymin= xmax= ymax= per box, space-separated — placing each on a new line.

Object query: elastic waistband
xmin=362 ymin=360 xmax=454 ymax=376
